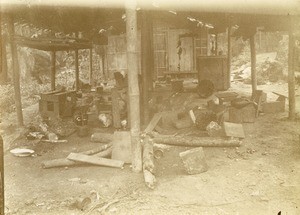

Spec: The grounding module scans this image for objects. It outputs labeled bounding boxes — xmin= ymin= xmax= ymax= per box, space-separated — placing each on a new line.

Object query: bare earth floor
xmin=2 ymin=82 xmax=300 ymax=215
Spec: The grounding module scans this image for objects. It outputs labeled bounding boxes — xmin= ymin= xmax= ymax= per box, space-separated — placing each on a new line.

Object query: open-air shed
xmin=1 ymin=0 xmax=300 ymax=173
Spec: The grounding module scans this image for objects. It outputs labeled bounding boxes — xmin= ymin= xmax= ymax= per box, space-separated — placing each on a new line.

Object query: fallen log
xmin=142 ymin=136 xmax=154 ymax=173
xmin=67 ymin=152 xmax=124 ymax=168
xmin=41 ymin=143 xmax=112 ymax=169
xmin=153 ymin=136 xmax=241 ymax=147
xmin=83 ymin=143 xmax=112 ymax=155
xmin=94 ymin=147 xmax=112 ymax=158
xmin=143 ymin=135 xmax=156 ymax=189
xmin=143 ymin=169 xmax=156 ymax=189
xmin=90 ymin=133 xmax=114 ymax=143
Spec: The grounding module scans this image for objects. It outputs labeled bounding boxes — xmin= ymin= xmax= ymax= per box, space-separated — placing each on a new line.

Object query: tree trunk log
xmin=153 ymin=136 xmax=241 ymax=147
xmin=142 ymin=136 xmax=154 ymax=173
xmin=41 ymin=144 xmax=112 ymax=169
xmin=94 ymin=147 xmax=112 ymax=158
xmin=143 ymin=169 xmax=156 ymax=189
xmin=126 ymin=0 xmax=142 ymax=172
xmin=90 ymin=133 xmax=114 ymax=143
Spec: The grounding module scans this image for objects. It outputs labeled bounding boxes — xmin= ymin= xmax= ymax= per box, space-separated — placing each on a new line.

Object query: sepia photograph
xmin=0 ymin=0 xmax=299 ymax=214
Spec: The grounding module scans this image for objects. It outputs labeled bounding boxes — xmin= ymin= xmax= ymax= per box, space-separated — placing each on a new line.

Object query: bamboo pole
xmin=126 ymin=0 xmax=142 ymax=172
xmin=50 ymin=51 xmax=56 ymax=91
xmin=141 ymin=10 xmax=154 ymax=125
xmin=288 ymin=24 xmax=295 ymax=120
xmin=89 ymin=48 xmax=93 ymax=85
xmin=250 ymin=34 xmax=257 ymax=96
xmin=7 ymin=14 xmax=23 ymax=126
xmin=227 ymin=24 xmax=232 ymax=88
xmin=75 ymin=49 xmax=79 ymax=90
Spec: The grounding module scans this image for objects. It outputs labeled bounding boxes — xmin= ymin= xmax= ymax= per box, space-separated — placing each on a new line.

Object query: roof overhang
xmin=1 ymin=0 xmax=300 ymax=16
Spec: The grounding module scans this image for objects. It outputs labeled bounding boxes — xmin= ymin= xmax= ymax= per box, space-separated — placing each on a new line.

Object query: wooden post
xmin=250 ymin=34 xmax=257 ymax=96
xmin=141 ymin=10 xmax=154 ymax=124
xmin=1 ymin=41 xmax=8 ymax=83
xmin=215 ymin=34 xmax=218 ymax=55
xmin=288 ymin=23 xmax=295 ymax=120
xmin=7 ymin=14 xmax=23 ymax=126
xmin=227 ymin=24 xmax=232 ymax=88
xmin=75 ymin=49 xmax=79 ymax=90
xmin=126 ymin=0 xmax=142 ymax=173
xmin=0 ymin=136 xmax=4 ymax=215
xmin=50 ymin=51 xmax=56 ymax=91
xmin=89 ymin=48 xmax=93 ymax=85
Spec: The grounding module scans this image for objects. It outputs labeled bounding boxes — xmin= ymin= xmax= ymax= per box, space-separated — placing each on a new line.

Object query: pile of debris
xmin=232 ymin=52 xmax=284 ymax=84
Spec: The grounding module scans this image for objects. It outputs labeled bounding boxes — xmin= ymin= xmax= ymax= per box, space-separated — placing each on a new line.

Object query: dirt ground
xmin=2 ymin=81 xmax=300 ymax=215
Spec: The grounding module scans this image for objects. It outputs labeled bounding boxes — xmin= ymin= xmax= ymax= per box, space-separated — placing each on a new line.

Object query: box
xmin=39 ymin=91 xmax=76 ymax=118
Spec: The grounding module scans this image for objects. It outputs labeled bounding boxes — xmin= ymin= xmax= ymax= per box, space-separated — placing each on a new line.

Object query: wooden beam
xmin=126 ymin=0 xmax=142 ymax=173
xmin=0 ymin=136 xmax=4 ymax=215
xmin=1 ymin=40 xmax=8 ymax=83
xmin=75 ymin=49 xmax=79 ymax=90
xmin=288 ymin=24 xmax=295 ymax=120
xmin=250 ymin=34 xmax=257 ymax=96
xmin=50 ymin=51 xmax=56 ymax=91
xmin=141 ymin=10 xmax=154 ymax=124
xmin=215 ymin=34 xmax=218 ymax=55
xmin=227 ymin=24 xmax=232 ymax=88
xmin=89 ymin=48 xmax=93 ymax=85
xmin=7 ymin=14 xmax=23 ymax=126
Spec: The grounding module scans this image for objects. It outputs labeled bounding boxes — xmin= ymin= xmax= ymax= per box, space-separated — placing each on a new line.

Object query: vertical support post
xmin=126 ymin=0 xmax=142 ymax=173
xmin=141 ymin=10 xmax=154 ymax=124
xmin=50 ymin=51 xmax=56 ymax=91
xmin=1 ymin=42 xmax=8 ymax=83
xmin=215 ymin=34 xmax=218 ymax=55
xmin=227 ymin=24 xmax=232 ymax=88
xmin=288 ymin=24 xmax=295 ymax=120
xmin=7 ymin=14 xmax=23 ymax=126
xmin=0 ymin=136 xmax=4 ymax=215
xmin=250 ymin=34 xmax=257 ymax=96
xmin=75 ymin=49 xmax=79 ymax=90
xmin=89 ymin=48 xmax=93 ymax=85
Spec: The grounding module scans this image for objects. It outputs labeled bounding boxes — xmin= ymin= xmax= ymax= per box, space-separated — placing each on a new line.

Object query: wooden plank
xmin=144 ymin=112 xmax=163 ymax=133
xmin=223 ymin=122 xmax=245 ymax=139
xmin=67 ymin=152 xmax=124 ymax=168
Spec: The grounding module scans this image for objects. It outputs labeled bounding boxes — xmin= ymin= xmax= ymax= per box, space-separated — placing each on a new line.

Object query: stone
xmin=179 ymin=147 xmax=208 ymax=175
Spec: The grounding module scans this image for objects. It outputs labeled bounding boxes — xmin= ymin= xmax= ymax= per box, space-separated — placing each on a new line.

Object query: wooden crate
xmin=39 ymin=91 xmax=76 ymax=118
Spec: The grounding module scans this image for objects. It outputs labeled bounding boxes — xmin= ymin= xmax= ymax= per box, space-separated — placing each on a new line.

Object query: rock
xmin=179 ymin=147 xmax=208 ymax=175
